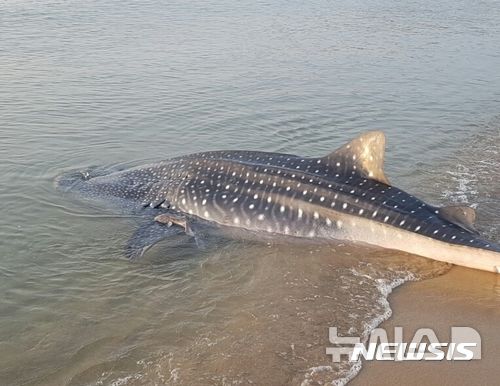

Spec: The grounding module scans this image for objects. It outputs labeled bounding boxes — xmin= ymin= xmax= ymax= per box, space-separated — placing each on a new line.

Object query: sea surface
xmin=1 ymin=0 xmax=499 ymax=385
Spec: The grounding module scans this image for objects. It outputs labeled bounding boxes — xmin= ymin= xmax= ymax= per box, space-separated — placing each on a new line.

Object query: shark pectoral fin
xmin=125 ymin=221 xmax=184 ymax=260
xmin=321 ymin=131 xmax=390 ymax=185
xmin=439 ymin=205 xmax=479 ymax=235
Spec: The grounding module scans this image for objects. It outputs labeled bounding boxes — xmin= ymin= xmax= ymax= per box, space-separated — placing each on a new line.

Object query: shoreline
xmin=350 ymin=265 xmax=500 ymax=385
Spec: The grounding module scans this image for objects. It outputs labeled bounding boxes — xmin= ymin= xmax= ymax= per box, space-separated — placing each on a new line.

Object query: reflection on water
xmin=1 ymin=0 xmax=500 ymax=385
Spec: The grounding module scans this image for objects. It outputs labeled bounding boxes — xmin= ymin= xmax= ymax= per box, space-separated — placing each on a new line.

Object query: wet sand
xmin=351 ymin=266 xmax=500 ymax=385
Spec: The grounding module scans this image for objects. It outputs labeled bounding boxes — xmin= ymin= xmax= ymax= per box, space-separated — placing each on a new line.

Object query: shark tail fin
xmin=321 ymin=131 xmax=390 ymax=185
xmin=438 ymin=205 xmax=479 ymax=235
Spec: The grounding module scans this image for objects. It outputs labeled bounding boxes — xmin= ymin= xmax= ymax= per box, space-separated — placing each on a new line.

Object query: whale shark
xmin=57 ymin=131 xmax=500 ymax=273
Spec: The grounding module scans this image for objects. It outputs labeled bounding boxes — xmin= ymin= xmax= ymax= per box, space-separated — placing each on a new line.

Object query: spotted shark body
xmin=57 ymin=132 xmax=500 ymax=273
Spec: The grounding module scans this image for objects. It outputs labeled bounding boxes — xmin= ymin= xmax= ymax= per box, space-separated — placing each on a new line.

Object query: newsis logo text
xmin=326 ymin=326 xmax=481 ymax=362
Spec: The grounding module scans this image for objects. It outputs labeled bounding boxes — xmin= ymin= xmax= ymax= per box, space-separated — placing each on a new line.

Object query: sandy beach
xmin=351 ymin=266 xmax=500 ymax=385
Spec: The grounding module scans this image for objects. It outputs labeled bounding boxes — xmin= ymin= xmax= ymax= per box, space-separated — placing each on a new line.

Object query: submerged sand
xmin=351 ymin=266 xmax=500 ymax=385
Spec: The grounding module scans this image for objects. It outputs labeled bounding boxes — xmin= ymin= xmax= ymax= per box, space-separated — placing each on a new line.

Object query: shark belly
xmin=176 ymin=197 xmax=500 ymax=273
xmin=316 ymin=211 xmax=500 ymax=273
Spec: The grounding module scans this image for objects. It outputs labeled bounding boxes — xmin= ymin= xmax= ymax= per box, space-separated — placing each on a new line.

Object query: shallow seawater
xmin=1 ymin=0 xmax=499 ymax=385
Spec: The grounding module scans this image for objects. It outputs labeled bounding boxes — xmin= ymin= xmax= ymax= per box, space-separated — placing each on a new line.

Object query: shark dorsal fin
xmin=439 ymin=205 xmax=479 ymax=234
xmin=321 ymin=131 xmax=390 ymax=185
